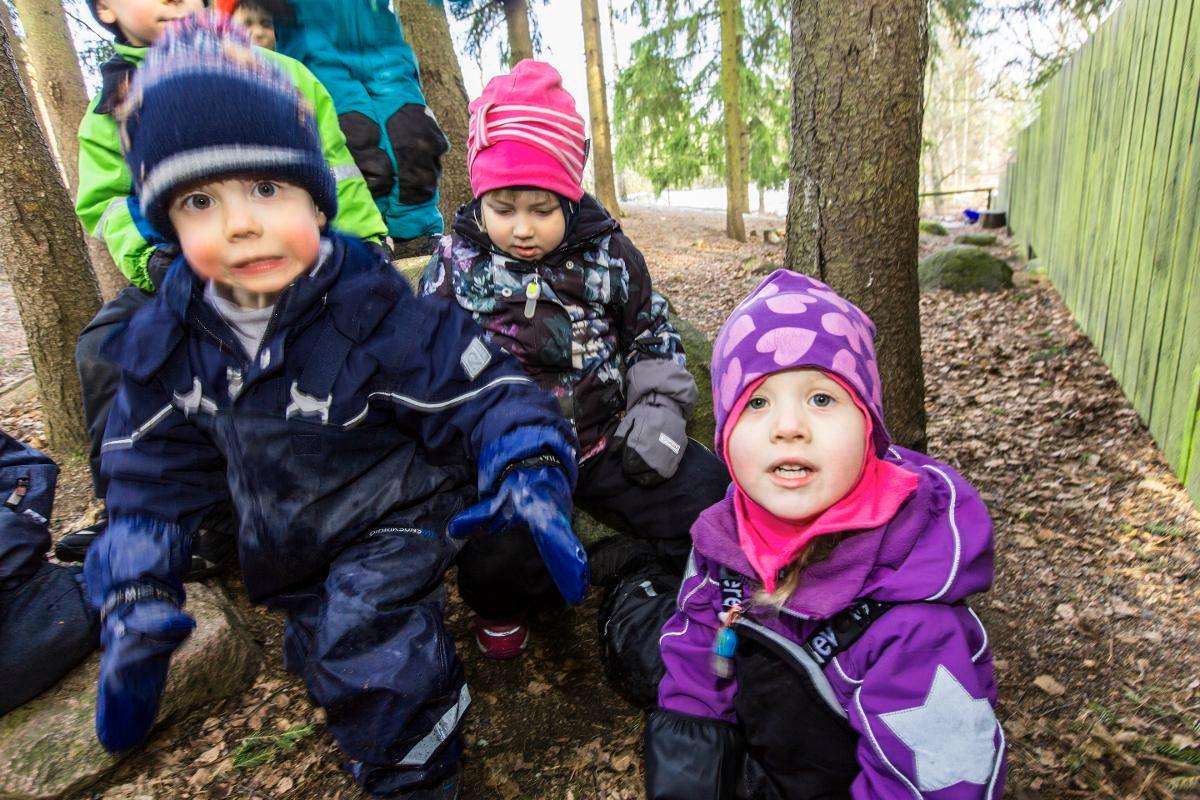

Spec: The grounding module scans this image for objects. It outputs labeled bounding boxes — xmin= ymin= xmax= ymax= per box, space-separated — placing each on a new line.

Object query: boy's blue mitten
xmin=449 ymin=458 xmax=589 ymax=605
xmin=95 ymin=591 xmax=194 ymax=752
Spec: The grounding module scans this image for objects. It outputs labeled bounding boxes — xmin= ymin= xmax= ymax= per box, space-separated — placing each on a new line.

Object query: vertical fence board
xmin=1129 ymin=0 xmax=1192 ymax=414
xmin=1136 ymin=0 xmax=1199 ymax=424
xmin=1100 ymin=0 xmax=1157 ymax=371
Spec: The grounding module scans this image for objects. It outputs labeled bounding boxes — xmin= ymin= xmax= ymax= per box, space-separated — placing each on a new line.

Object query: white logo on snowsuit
xmin=285 ymin=381 xmax=332 ymax=424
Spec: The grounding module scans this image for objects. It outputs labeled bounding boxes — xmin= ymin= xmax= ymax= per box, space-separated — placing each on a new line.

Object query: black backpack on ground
xmin=0 ymin=431 xmax=99 ymax=716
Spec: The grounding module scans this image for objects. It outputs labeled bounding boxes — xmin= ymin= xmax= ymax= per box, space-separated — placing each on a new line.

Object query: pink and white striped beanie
xmin=468 ymin=60 xmax=588 ymax=202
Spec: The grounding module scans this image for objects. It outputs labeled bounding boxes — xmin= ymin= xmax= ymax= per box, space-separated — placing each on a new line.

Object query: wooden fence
xmin=1004 ymin=0 xmax=1200 ymax=505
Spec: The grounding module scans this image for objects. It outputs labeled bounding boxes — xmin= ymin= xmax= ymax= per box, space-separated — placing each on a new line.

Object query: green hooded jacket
xmin=75 ymin=41 xmax=388 ymax=292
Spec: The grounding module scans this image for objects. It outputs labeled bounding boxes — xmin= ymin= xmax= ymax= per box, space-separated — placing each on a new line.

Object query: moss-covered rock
xmin=919 ymin=246 xmax=1014 ymax=292
xmin=0 ymin=583 xmax=261 ymax=799
xmin=919 ymin=220 xmax=948 ymax=236
xmin=953 ymin=233 xmax=997 ymax=246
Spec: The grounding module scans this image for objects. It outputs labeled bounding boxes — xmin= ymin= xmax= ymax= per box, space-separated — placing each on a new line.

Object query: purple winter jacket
xmin=655 ymin=444 xmax=1007 ymax=799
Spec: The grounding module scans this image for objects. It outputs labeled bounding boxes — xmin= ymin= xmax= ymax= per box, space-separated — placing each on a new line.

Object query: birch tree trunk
xmin=785 ymin=0 xmax=928 ymax=449
xmin=394 ymin=0 xmax=472 ymax=224
xmin=581 ymin=0 xmax=621 ymax=216
xmin=0 ymin=22 xmax=100 ymax=453
xmin=719 ymin=0 xmax=745 ymax=241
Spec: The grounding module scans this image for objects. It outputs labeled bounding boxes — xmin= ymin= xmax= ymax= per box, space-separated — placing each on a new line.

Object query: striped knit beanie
xmin=119 ymin=12 xmax=336 ymax=240
xmin=468 ymin=60 xmax=588 ymax=202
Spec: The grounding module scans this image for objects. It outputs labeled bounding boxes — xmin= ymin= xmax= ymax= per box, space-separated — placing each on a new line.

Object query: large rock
xmin=918 ymin=246 xmax=1014 ymax=292
xmin=0 ymin=582 xmax=261 ymax=800
xmin=953 ymin=232 xmax=997 ymax=246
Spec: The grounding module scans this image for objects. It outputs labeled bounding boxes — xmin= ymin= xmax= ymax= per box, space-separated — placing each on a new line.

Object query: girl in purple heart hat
xmin=644 ymin=270 xmax=1006 ymax=799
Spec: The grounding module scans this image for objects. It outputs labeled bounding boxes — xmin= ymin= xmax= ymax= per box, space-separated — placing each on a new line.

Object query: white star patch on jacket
xmin=878 ymin=664 xmax=1000 ymax=791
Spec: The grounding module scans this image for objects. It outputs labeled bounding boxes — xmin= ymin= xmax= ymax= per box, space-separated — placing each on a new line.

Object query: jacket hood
xmin=691 ymin=445 xmax=995 ymax=617
xmin=451 ymin=193 xmax=619 ymax=261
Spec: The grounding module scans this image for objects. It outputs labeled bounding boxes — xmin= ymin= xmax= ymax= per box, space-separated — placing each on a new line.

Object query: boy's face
xmin=480 ymin=189 xmax=566 ymax=261
xmin=232 ymin=4 xmax=275 ymax=49
xmin=95 ymin=0 xmax=204 ymax=46
xmin=168 ymin=177 xmax=326 ymax=310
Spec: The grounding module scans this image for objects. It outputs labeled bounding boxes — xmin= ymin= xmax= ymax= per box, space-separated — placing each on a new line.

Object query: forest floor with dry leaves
xmin=2 ymin=204 xmax=1199 ymax=799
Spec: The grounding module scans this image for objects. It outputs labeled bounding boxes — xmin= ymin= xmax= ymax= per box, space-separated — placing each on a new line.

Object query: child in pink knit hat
xmin=421 ymin=60 xmax=729 ymax=663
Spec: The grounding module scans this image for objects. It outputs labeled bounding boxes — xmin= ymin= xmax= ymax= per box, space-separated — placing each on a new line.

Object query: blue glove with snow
xmin=95 ymin=588 xmax=194 ymax=752
xmin=449 ymin=458 xmax=589 ymax=605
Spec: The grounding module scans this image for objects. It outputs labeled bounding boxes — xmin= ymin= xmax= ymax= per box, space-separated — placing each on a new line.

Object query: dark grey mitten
xmin=614 ymin=359 xmax=698 ymax=488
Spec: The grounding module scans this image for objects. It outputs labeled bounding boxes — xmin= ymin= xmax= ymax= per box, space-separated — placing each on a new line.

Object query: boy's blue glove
xmin=95 ymin=591 xmax=195 ymax=752
xmin=449 ymin=460 xmax=589 ymax=605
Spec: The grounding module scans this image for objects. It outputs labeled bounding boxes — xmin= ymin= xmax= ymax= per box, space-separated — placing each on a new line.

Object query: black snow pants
xmin=457 ymin=437 xmax=729 ymax=621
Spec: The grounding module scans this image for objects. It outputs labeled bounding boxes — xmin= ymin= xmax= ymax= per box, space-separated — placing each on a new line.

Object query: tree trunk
xmin=0 ymin=23 xmax=101 ymax=454
xmin=718 ymin=0 xmax=745 ymax=241
xmin=394 ymin=0 xmax=472 ymax=225
xmin=758 ymin=183 xmax=766 ymax=214
xmin=9 ymin=0 xmax=127 ymax=299
xmin=785 ymin=0 xmax=928 ymax=450
xmin=740 ymin=116 xmax=750 ymax=214
xmin=605 ymin=0 xmax=627 ymax=201
xmin=581 ymin=0 xmax=621 ymax=217
xmin=503 ymin=0 xmax=534 ymax=65
xmin=11 ymin=0 xmax=87 ymax=191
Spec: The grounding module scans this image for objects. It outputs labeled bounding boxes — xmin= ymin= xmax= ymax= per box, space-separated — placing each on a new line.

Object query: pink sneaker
xmin=474 ymin=616 xmax=529 ymax=660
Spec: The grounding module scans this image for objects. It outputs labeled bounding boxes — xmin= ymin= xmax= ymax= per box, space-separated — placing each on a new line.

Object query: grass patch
xmin=1143 ymin=522 xmax=1187 ymax=539
xmin=232 ymin=723 xmax=316 ymax=769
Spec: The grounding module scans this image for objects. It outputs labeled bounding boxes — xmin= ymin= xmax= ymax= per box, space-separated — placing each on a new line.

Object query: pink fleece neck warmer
xmin=725 ymin=374 xmax=919 ymax=592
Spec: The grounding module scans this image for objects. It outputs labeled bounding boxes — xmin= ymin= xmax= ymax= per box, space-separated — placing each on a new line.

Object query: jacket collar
xmin=691 ymin=469 xmax=936 ymax=618
xmin=109 ymin=234 xmax=394 ymax=381
xmin=95 ymin=43 xmax=146 ymax=116
xmin=451 ymin=193 xmax=620 ymax=266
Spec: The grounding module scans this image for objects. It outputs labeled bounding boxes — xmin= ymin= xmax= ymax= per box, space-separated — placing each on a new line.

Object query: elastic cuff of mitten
xmin=100 ymin=582 xmax=181 ymax=623
xmin=478 ymin=425 xmax=578 ymax=495
xmin=497 ymin=452 xmax=564 ymax=485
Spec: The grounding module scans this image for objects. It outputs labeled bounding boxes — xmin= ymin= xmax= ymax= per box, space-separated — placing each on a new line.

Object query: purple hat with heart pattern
xmin=711 ymin=269 xmax=890 ymax=461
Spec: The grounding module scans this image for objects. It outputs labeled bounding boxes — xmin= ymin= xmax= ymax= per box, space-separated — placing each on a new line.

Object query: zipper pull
xmin=523 ymin=278 xmax=540 ymax=319
xmin=711 ymin=603 xmax=744 ymax=678
xmin=5 ymin=476 xmax=30 ymax=509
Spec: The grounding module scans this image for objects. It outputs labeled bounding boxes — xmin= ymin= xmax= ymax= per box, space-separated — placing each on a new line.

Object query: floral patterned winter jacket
xmin=421 ymin=195 xmax=686 ymax=461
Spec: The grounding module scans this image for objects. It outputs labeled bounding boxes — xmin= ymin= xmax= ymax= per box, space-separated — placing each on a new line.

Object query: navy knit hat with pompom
xmin=119 ymin=12 xmax=336 ymax=240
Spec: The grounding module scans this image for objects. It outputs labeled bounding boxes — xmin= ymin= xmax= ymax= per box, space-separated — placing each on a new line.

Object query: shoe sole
xmin=53 ymin=542 xmax=92 ymax=563
xmin=474 ymin=628 xmax=529 ymax=660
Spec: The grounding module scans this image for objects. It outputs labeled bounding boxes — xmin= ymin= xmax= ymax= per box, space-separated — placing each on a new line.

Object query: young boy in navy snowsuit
xmin=63 ymin=0 xmax=388 ymax=576
xmin=84 ymin=18 xmax=587 ymax=799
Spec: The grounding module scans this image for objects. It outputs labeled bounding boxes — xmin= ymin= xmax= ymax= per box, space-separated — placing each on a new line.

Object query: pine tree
xmin=581 ymin=0 xmax=621 ymax=216
xmin=612 ymin=0 xmax=789 ymax=235
xmin=449 ymin=0 xmax=542 ymax=67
